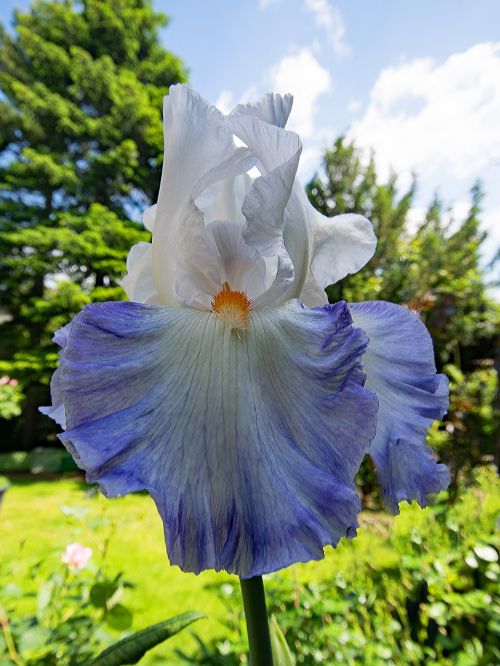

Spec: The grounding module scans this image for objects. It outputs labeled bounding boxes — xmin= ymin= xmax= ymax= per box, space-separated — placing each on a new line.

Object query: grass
xmin=1 ymin=472 xmax=499 ymax=664
xmin=1 ymin=476 xmax=235 ymax=664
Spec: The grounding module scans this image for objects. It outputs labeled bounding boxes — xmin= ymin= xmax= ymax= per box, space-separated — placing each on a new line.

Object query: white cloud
xmin=481 ymin=204 xmax=500 ymax=261
xmin=443 ymin=200 xmax=472 ymax=231
xmin=407 ymin=202 xmax=473 ymax=235
xmin=214 ymin=48 xmax=332 ymax=178
xmin=349 ymin=43 xmax=500 ymax=183
xmin=304 ymin=0 xmax=347 ymax=54
xmin=406 ymin=206 xmax=426 ymax=234
xmin=267 ymin=47 xmax=331 ymax=138
xmin=347 ymin=98 xmax=361 ymax=114
xmin=215 ymin=90 xmax=235 ymax=115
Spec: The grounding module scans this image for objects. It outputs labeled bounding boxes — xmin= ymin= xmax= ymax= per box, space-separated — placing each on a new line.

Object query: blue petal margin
xmin=42 ymin=300 xmax=377 ymax=578
xmin=39 ymin=323 xmax=72 ymax=428
xmin=349 ymin=301 xmax=450 ymax=513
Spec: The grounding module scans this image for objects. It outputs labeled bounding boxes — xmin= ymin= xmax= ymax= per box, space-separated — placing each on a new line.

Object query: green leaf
xmin=18 ymin=625 xmax=52 ymax=656
xmin=90 ymin=582 xmax=119 ymax=610
xmin=105 ymin=604 xmax=133 ymax=631
xmin=2 ymin=583 xmax=22 ymax=599
xmin=36 ymin=580 xmax=54 ymax=619
xmin=88 ymin=611 xmax=205 ymax=666
xmin=270 ymin=615 xmax=296 ymax=666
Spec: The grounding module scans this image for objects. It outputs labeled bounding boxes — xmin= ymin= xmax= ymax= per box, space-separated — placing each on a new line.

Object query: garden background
xmin=0 ymin=1 xmax=498 ymax=664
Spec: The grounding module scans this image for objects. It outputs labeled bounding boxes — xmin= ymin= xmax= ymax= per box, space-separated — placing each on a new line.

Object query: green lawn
xmin=1 ymin=472 xmax=499 ymax=664
xmin=1 ymin=476 xmax=239 ymax=664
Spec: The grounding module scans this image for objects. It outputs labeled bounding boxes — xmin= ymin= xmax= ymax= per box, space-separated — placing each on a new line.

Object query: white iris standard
xmin=41 ymin=85 xmax=448 ymax=578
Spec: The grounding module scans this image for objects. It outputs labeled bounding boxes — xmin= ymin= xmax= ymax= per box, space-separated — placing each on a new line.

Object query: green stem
xmin=0 ymin=607 xmax=24 ymax=666
xmin=240 ymin=576 xmax=274 ymax=666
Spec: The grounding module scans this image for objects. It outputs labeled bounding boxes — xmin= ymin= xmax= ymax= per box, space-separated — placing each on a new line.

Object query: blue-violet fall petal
xmin=49 ymin=300 xmax=377 ymax=578
xmin=349 ymin=300 xmax=450 ymax=513
xmin=40 ymin=323 xmax=72 ymax=428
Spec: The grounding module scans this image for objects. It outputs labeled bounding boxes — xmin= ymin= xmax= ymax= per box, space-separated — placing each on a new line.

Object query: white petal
xmin=209 ymin=220 xmax=268 ymax=298
xmin=281 ymin=183 xmax=315 ymax=301
xmin=142 ymin=204 xmax=156 ymax=232
xmin=227 ymin=113 xmax=301 ymax=174
xmin=306 ymin=213 xmax=377 ymax=293
xmin=191 ymin=146 xmax=256 ymax=227
xmin=174 ymin=216 xmax=270 ymax=308
xmin=173 ymin=201 xmax=221 ymax=309
xmin=122 ymin=242 xmax=160 ymax=304
xmin=152 ymin=85 xmax=235 ymax=304
xmin=197 ymin=172 xmax=254 ymax=227
xmin=298 ymin=269 xmax=328 ymax=307
xmin=174 ymin=149 xmax=265 ymax=307
xmin=227 ymin=114 xmax=319 ymax=304
xmin=283 ymin=190 xmax=377 ymax=307
xmin=227 ymin=115 xmax=303 ymax=305
xmin=229 ymin=92 xmax=293 ymax=128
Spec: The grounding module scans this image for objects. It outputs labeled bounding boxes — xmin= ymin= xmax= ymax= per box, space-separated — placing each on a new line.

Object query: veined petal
xmin=196 ymin=171 xmax=253 ymax=227
xmin=299 ymin=268 xmax=329 ymax=308
xmin=307 ymin=213 xmax=377 ymax=293
xmin=153 ymin=85 xmax=235 ymax=304
xmin=122 ymin=242 xmax=160 ymax=304
xmin=349 ymin=301 xmax=450 ymax=512
xmin=174 ymin=148 xmax=260 ymax=307
xmin=193 ymin=148 xmax=256 ymax=226
xmin=293 ymin=207 xmax=377 ymax=307
xmin=229 ymin=92 xmax=293 ymax=128
xmin=208 ymin=220 xmax=269 ymax=299
xmin=227 ymin=114 xmax=316 ymax=303
xmin=227 ymin=113 xmax=300 ymax=174
xmin=191 ymin=147 xmax=256 ymax=200
xmin=241 ymin=145 xmax=300 ymax=256
xmin=40 ymin=369 xmax=66 ymax=428
xmin=174 ymin=215 xmax=269 ymax=309
xmin=226 ymin=115 xmax=302 ymax=305
xmin=55 ymin=300 xmax=376 ymax=578
xmin=40 ymin=323 xmax=72 ymax=428
xmin=282 ymin=191 xmax=376 ymax=307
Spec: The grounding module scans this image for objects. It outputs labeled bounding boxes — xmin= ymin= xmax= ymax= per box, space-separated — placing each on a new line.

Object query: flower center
xmin=211 ymin=282 xmax=252 ymax=331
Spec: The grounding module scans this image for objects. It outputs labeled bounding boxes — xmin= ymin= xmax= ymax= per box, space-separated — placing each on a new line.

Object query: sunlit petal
xmin=349 ymin=301 xmax=450 ymax=512
xmin=142 ymin=204 xmax=156 ymax=232
xmin=122 ymin=241 xmax=159 ymax=304
xmin=56 ymin=300 xmax=376 ymax=577
xmin=229 ymin=92 xmax=293 ymax=128
xmin=308 ymin=213 xmax=376 ymax=292
xmin=153 ymin=85 xmax=235 ymax=304
xmin=40 ymin=323 xmax=72 ymax=428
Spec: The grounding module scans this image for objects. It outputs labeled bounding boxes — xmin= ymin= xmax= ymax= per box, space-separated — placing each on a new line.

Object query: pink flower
xmin=0 ymin=376 xmax=18 ymax=386
xmin=61 ymin=542 xmax=93 ymax=570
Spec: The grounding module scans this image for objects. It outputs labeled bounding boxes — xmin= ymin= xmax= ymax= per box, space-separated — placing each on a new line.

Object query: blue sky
xmin=2 ymin=0 xmax=500 ymax=267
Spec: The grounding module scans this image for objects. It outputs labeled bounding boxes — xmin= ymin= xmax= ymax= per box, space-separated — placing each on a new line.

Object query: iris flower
xmin=42 ymin=85 xmax=449 ymax=579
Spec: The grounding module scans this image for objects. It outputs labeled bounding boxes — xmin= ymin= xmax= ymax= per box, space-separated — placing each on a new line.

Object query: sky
xmin=2 ymin=0 xmax=500 ymax=271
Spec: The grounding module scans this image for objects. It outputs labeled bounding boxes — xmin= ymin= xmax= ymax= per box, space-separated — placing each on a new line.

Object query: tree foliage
xmin=307 ymin=137 xmax=499 ymax=488
xmin=0 ymin=0 xmax=186 ymax=450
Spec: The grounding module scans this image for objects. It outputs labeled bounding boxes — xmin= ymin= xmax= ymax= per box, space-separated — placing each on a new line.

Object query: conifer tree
xmin=0 ymin=0 xmax=186 ymax=450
